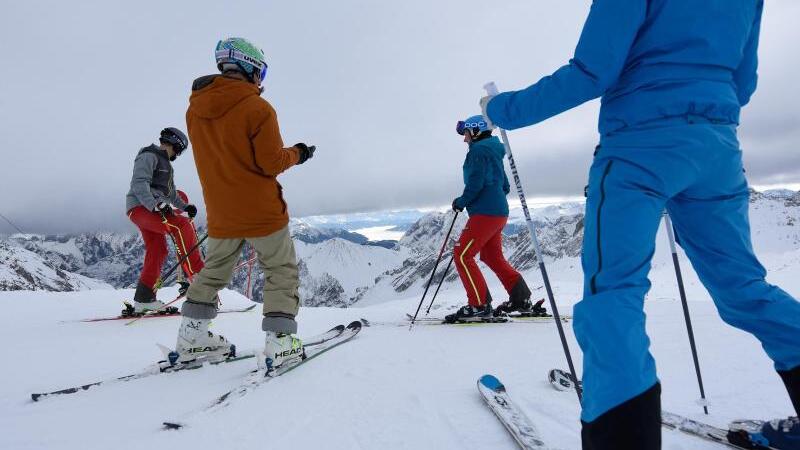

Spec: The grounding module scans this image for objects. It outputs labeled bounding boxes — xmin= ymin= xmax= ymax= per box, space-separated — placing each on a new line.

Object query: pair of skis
xmin=162 ymin=320 xmax=362 ymax=430
xmin=31 ymin=321 xmax=362 ymax=431
xmin=403 ymin=313 xmax=571 ymax=325
xmin=73 ymin=303 xmax=256 ymax=323
xmin=478 ymin=369 xmax=777 ymax=450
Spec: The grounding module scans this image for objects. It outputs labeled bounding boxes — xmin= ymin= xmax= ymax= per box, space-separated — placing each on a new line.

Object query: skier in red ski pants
xmin=125 ymin=128 xmax=204 ymax=314
xmin=128 ymin=205 xmax=203 ymax=293
xmin=445 ymin=116 xmax=533 ymax=323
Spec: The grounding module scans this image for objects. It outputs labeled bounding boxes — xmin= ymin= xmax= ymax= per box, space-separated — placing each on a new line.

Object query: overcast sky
xmin=1 ymin=0 xmax=798 ymax=234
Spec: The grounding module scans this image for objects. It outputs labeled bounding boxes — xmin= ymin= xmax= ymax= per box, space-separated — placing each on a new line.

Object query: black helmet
xmin=159 ymin=127 xmax=189 ymax=157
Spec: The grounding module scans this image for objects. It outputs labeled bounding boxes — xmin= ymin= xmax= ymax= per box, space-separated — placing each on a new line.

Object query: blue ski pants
xmin=574 ymin=120 xmax=800 ymax=422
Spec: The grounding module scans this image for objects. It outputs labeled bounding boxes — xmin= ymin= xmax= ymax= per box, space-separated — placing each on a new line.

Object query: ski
xmin=404 ymin=313 xmax=569 ymax=325
xmin=661 ymin=412 xmax=777 ymax=449
xmin=31 ymin=324 xmax=346 ymax=402
xmin=162 ymin=320 xmax=363 ymax=430
xmin=72 ymin=304 xmax=257 ymax=323
xmin=546 ymin=369 xmax=778 ymax=449
xmin=477 ymin=374 xmax=553 ymax=449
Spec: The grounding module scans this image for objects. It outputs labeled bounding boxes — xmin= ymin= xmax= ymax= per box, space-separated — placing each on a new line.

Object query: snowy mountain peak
xmin=0 ymin=240 xmax=110 ymax=291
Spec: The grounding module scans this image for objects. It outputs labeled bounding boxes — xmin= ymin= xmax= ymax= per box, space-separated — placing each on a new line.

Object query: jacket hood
xmin=469 ymin=135 xmax=505 ymax=159
xmin=188 ymin=75 xmax=261 ymax=120
xmin=138 ymin=144 xmax=167 ymax=158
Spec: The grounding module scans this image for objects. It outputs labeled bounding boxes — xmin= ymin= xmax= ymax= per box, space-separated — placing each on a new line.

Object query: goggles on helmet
xmin=456 ymin=119 xmax=487 ymax=136
xmin=215 ymin=48 xmax=268 ymax=85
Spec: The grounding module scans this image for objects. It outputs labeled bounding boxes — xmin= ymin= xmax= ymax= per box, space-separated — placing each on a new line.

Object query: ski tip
xmin=30 ymin=393 xmax=42 ymax=402
xmin=360 ymin=318 xmax=371 ymax=327
xmin=347 ymin=320 xmax=363 ymax=331
xmin=162 ymin=421 xmax=185 ymax=431
xmin=478 ymin=374 xmax=505 ymax=392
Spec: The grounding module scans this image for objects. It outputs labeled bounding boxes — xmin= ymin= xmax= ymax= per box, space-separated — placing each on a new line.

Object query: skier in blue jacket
xmin=444 ymin=116 xmax=536 ymax=324
xmin=482 ymin=1 xmax=800 ymax=449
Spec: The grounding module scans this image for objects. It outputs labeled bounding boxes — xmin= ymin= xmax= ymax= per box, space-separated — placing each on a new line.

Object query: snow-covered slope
xmin=294 ymin=238 xmax=403 ymax=307
xmin=2 ymin=247 xmax=798 ymax=449
xmin=0 ymin=240 xmax=111 ymax=291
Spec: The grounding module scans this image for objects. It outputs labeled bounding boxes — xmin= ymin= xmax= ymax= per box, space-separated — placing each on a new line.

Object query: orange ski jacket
xmin=186 ymin=75 xmax=300 ymax=238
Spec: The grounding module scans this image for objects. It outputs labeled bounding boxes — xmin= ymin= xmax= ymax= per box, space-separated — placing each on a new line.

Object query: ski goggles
xmin=215 ymin=48 xmax=269 ymax=83
xmin=456 ymin=120 xmax=486 ymax=135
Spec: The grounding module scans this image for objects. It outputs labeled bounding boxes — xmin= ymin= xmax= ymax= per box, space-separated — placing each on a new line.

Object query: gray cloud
xmin=0 ymin=0 xmax=797 ymax=234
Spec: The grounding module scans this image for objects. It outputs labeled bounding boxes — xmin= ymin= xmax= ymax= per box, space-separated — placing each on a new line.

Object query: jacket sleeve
xmin=457 ymin=152 xmax=486 ymax=207
xmin=733 ymin=0 xmax=763 ymax=107
xmin=129 ymin=153 xmax=159 ymax=211
xmin=502 ymin=170 xmax=511 ymax=195
xmin=252 ymin=107 xmax=301 ymax=177
xmin=486 ymin=0 xmax=647 ymax=130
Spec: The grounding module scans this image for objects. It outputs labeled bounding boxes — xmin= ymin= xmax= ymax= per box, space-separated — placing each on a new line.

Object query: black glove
xmin=452 ymin=198 xmax=465 ymax=212
xmin=154 ymin=202 xmax=173 ymax=215
xmin=184 ymin=204 xmax=198 ymax=219
xmin=294 ymin=143 xmax=316 ymax=164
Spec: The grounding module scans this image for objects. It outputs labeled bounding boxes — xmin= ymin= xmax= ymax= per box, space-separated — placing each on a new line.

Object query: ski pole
xmin=664 ymin=212 xmax=709 ymax=414
xmin=155 ymin=233 xmax=208 ymax=290
xmin=409 ymin=211 xmax=459 ymax=329
xmin=245 ymin=243 xmax=256 ymax=300
xmin=233 ymin=255 xmax=258 ymax=272
xmin=484 ymin=82 xmax=582 ymax=401
xmin=190 ymin=220 xmax=206 ymax=259
xmin=424 ymin=254 xmax=454 ymax=315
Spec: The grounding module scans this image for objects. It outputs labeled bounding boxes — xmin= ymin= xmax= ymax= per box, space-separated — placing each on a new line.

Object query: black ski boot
xmin=124 ymin=281 xmax=178 ymax=316
xmin=444 ymin=304 xmax=495 ymax=323
xmin=445 ymin=292 xmax=495 ymax=323
xmin=494 ymin=278 xmax=536 ymax=316
xmin=581 ymin=382 xmax=662 ymax=450
xmin=177 ymin=281 xmax=190 ymax=297
xmin=779 ymin=365 xmax=800 ymax=417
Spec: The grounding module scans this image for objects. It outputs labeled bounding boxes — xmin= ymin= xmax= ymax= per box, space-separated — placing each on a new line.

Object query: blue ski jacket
xmin=454 ymin=136 xmax=511 ymax=217
xmin=486 ymin=0 xmax=763 ymax=136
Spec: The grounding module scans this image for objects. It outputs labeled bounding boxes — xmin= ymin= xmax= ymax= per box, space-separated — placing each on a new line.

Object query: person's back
xmin=486 ymin=0 xmax=763 ymax=136
xmin=461 ymin=135 xmax=510 ymax=218
xmin=600 ymin=0 xmax=762 ymax=134
xmin=187 ymin=75 xmax=296 ymax=238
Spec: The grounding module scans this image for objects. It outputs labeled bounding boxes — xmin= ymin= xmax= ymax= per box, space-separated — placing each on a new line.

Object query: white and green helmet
xmin=214 ymin=37 xmax=268 ymax=84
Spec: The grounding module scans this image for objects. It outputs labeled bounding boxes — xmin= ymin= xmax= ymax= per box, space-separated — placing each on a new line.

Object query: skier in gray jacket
xmin=125 ymin=127 xmax=204 ymax=315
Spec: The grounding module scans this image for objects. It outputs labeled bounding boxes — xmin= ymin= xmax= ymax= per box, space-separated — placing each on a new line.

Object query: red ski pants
xmin=128 ymin=206 xmax=204 ymax=289
xmin=455 ymin=215 xmax=521 ymax=307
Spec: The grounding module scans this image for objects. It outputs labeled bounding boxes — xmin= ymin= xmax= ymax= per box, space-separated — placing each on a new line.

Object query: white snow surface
xmin=3 ymin=242 xmax=799 ymax=449
xmin=3 ymin=191 xmax=798 ymax=448
xmin=295 ymin=238 xmax=403 ymax=295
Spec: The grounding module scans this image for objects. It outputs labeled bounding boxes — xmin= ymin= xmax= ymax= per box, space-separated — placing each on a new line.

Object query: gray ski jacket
xmin=125 ymin=145 xmax=188 ymax=213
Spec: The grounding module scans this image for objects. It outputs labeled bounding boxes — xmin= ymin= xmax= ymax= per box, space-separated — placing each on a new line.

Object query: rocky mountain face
xmin=0 ymin=240 xmax=110 ymax=291
xmin=3 ymin=190 xmax=798 ymax=307
xmin=1 ymin=220 xmax=398 ymax=308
